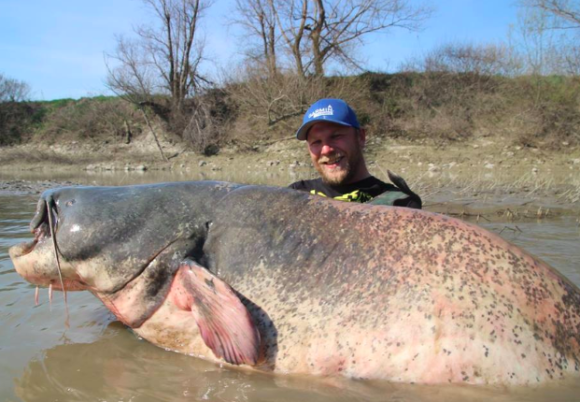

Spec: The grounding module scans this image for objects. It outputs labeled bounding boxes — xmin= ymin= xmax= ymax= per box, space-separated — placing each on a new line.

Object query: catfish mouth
xmin=11 ymin=215 xmax=51 ymax=259
xmin=10 ymin=192 xmax=58 ymax=262
xmin=9 ymin=195 xmax=79 ymax=291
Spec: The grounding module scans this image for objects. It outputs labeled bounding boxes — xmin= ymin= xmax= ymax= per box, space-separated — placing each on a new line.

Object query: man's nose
xmin=320 ymin=143 xmax=334 ymax=155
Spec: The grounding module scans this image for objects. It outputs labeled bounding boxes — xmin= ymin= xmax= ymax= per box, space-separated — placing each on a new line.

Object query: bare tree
xmin=274 ymin=0 xmax=311 ymax=78
xmin=106 ymin=0 xmax=211 ymax=113
xmin=305 ymin=0 xmax=431 ymax=77
xmin=0 ymin=73 xmax=31 ymax=102
xmin=562 ymin=41 xmax=580 ymax=73
xmin=233 ymin=0 xmax=279 ymax=76
xmin=518 ymin=0 xmax=580 ymax=75
xmin=521 ymin=0 xmax=580 ymax=30
xmin=234 ymin=0 xmax=431 ymax=79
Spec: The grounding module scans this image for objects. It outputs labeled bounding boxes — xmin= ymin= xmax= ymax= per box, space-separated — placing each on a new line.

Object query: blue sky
xmin=1 ymin=0 xmax=519 ymax=100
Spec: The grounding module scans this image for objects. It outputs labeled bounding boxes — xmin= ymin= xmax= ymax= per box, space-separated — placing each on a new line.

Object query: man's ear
xmin=358 ymin=128 xmax=367 ymax=147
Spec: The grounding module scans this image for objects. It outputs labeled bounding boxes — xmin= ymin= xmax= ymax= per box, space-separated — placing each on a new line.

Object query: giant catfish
xmin=9 ymin=181 xmax=580 ymax=385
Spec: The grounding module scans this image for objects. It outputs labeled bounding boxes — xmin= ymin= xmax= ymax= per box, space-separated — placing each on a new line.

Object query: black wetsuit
xmin=289 ymin=176 xmax=422 ymax=209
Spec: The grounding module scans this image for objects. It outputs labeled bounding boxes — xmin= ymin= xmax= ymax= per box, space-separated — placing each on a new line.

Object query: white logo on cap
xmin=308 ymin=105 xmax=333 ymax=119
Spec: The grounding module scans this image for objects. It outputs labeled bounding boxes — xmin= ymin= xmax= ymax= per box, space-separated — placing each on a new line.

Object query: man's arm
xmin=370 ymin=171 xmax=422 ymax=209
xmin=369 ymin=191 xmax=422 ymax=209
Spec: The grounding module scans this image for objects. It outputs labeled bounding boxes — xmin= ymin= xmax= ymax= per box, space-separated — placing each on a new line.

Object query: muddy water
xmin=1 ymin=172 xmax=580 ymax=402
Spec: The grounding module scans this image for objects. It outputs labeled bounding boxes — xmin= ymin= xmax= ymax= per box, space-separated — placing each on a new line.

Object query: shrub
xmin=39 ymin=97 xmax=141 ymax=142
xmin=0 ymin=102 xmax=44 ymax=146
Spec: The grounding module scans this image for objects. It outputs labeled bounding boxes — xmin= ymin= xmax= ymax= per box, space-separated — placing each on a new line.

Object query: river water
xmin=1 ymin=171 xmax=579 ymax=402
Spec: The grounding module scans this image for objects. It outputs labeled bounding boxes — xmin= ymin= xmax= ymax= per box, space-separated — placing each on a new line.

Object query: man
xmin=289 ymin=98 xmax=422 ymax=208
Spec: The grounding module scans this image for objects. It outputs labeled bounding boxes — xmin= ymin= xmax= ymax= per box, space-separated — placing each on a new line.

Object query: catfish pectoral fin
xmin=173 ymin=259 xmax=261 ymax=366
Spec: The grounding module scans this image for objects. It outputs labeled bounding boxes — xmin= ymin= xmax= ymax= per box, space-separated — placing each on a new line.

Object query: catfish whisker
xmin=35 ymin=286 xmax=39 ymax=306
xmin=46 ymin=199 xmax=70 ymax=327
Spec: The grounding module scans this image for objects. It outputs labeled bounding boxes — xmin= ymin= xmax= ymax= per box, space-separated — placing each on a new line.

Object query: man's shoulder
xmin=355 ymin=176 xmax=392 ymax=190
xmin=288 ymin=175 xmax=422 ymax=209
xmin=288 ymin=176 xmax=392 ymax=200
xmin=288 ymin=178 xmax=324 ymax=191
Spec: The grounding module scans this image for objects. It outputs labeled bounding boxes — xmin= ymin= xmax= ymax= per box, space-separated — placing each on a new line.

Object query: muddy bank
xmin=1 ymin=135 xmax=579 ymax=220
xmin=0 ymin=180 xmax=79 ymax=196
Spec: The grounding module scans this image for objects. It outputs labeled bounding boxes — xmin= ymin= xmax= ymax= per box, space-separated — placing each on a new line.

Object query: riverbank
xmin=1 ymin=135 xmax=579 ymax=221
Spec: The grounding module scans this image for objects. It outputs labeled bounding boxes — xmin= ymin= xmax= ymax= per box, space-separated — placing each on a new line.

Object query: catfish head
xmin=9 ymin=184 xmax=213 ymax=327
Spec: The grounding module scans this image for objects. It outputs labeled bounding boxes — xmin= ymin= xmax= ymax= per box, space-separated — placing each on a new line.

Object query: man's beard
xmin=315 ymin=144 xmax=364 ymax=186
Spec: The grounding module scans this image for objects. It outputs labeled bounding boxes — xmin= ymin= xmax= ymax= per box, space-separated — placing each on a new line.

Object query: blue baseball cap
xmin=295 ymin=98 xmax=360 ymax=141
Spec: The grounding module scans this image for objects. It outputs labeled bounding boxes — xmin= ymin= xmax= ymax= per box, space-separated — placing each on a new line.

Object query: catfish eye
xmin=65 ymin=199 xmax=76 ymax=207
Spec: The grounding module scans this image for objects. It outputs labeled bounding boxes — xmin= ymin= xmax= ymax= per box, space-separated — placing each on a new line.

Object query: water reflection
xmin=16 ymin=320 xmax=579 ymax=402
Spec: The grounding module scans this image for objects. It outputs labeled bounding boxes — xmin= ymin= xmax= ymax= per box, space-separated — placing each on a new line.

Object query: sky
xmin=0 ymin=0 xmax=520 ymax=100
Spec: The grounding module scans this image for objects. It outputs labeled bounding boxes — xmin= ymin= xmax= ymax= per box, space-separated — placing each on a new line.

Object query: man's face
xmin=306 ymin=122 xmax=366 ymax=185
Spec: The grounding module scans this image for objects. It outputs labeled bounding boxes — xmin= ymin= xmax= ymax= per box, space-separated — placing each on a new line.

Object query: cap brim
xmin=295 ymin=118 xmax=354 ymax=141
